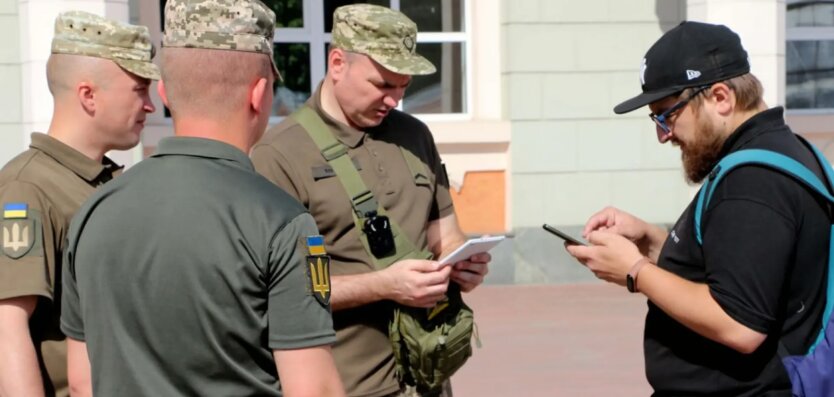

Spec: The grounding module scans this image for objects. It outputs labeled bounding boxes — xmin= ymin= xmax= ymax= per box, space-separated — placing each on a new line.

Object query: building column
xmin=18 ymin=0 xmax=138 ymax=166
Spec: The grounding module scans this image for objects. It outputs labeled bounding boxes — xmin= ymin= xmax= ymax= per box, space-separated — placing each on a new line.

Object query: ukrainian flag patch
xmin=306 ymin=235 xmax=326 ymax=256
xmin=3 ymin=203 xmax=28 ymax=219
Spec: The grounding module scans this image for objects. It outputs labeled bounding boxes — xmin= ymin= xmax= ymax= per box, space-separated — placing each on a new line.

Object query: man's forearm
xmin=330 ymin=273 xmax=388 ymax=311
xmin=638 ymin=264 xmax=766 ymax=353
xmin=642 ymin=224 xmax=669 ymax=262
xmin=0 ymin=330 xmax=45 ymax=397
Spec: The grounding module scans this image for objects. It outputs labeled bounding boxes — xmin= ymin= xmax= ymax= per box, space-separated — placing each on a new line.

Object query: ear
xmin=709 ymin=83 xmax=735 ymax=116
xmin=77 ymin=81 xmax=95 ymax=114
xmin=157 ymin=79 xmax=170 ymax=108
xmin=328 ymin=48 xmax=348 ymax=81
xmin=250 ymin=77 xmax=270 ymax=115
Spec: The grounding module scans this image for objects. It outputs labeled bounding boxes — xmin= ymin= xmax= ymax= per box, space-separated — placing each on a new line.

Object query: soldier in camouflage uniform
xmin=0 ymin=11 xmax=158 ymax=397
xmin=252 ymin=4 xmax=491 ymax=397
xmin=60 ymin=1 xmax=344 ymax=396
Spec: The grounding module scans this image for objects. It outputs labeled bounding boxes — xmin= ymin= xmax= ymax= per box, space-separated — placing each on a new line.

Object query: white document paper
xmin=437 ymin=235 xmax=506 ymax=266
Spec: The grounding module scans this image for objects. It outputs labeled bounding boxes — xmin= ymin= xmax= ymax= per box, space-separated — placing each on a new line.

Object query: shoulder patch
xmin=2 ymin=218 xmax=37 ymax=259
xmin=307 ymin=255 xmax=331 ymax=307
xmin=3 ymin=203 xmax=28 ymax=219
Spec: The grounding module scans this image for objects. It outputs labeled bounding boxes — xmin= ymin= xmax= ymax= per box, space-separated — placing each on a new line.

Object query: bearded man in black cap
xmin=566 ymin=21 xmax=830 ymax=396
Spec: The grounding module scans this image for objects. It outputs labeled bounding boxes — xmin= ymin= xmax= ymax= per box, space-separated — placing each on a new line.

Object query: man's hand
xmin=566 ymin=231 xmax=643 ymax=287
xmin=382 ymin=259 xmax=451 ymax=308
xmin=451 ymin=252 xmax=490 ymax=292
xmin=582 ymin=206 xmax=667 ymax=261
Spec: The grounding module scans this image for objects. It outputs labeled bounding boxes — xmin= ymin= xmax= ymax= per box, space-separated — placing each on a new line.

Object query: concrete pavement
xmin=452 ymin=283 xmax=652 ymax=396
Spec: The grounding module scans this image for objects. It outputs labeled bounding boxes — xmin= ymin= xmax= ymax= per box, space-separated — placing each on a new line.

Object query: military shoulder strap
xmin=292 ymin=106 xmax=432 ymax=268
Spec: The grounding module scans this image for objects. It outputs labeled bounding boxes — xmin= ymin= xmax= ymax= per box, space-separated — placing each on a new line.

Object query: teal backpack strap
xmin=692 ymin=146 xmax=834 ymax=354
xmin=291 ymin=106 xmax=432 ymax=268
xmin=694 ymin=149 xmax=834 ymax=244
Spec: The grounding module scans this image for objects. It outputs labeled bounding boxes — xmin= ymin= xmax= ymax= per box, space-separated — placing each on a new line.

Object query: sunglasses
xmin=648 ymin=85 xmax=711 ymax=142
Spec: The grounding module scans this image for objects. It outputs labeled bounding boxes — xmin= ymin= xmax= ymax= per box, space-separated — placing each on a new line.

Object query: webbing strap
xmin=294 ymin=107 xmax=378 ymax=217
xmin=692 ymin=139 xmax=834 ymax=355
xmin=291 ymin=106 xmax=432 ymax=268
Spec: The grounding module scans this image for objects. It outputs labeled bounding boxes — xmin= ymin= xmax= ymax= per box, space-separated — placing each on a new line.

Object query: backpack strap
xmin=291 ymin=106 xmax=432 ymax=269
xmin=692 ymin=144 xmax=834 ymax=355
xmin=694 ymin=149 xmax=834 ymax=244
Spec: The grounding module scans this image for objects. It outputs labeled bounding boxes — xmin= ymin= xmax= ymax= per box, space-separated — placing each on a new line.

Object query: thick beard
xmin=681 ymin=111 xmax=725 ymax=184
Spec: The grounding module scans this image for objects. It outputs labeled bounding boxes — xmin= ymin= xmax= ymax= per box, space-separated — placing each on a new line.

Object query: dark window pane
xmin=262 ymin=0 xmax=304 ymax=28
xmin=403 ymin=42 xmax=465 ymax=114
xmin=787 ymin=2 xmax=834 ymax=27
xmin=787 ymin=40 xmax=834 ymax=109
xmin=400 ymin=0 xmax=463 ymax=32
xmin=324 ymin=0 xmax=390 ymax=32
xmin=273 ymin=43 xmax=311 ymax=116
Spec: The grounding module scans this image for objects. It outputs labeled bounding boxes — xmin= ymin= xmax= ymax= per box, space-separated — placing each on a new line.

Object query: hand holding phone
xmin=542 ymin=224 xmax=588 ymax=246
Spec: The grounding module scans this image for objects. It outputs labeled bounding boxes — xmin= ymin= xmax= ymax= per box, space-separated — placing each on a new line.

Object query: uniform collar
xmin=718 ymin=107 xmax=787 ymax=158
xmin=308 ymin=83 xmax=366 ymax=148
xmin=29 ymin=132 xmax=122 ymax=183
xmin=151 ymin=136 xmax=254 ymax=171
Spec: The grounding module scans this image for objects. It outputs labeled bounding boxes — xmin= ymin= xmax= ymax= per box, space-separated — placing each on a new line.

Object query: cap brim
xmin=613 ymin=87 xmax=681 ymax=114
xmin=115 ymin=59 xmax=161 ymax=81
xmin=369 ymin=53 xmax=436 ymax=76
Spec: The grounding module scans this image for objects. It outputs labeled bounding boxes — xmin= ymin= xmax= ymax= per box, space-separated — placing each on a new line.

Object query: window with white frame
xmin=786 ymin=0 xmax=834 ymax=110
xmin=157 ymin=0 xmax=469 ymax=118
xmin=262 ymin=0 xmax=469 ymax=118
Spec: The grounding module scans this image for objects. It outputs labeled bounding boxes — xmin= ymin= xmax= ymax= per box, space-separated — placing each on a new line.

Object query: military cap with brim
xmin=332 ymin=4 xmax=436 ymax=76
xmin=162 ymin=0 xmax=282 ymax=81
xmin=52 ymin=11 xmax=161 ymax=80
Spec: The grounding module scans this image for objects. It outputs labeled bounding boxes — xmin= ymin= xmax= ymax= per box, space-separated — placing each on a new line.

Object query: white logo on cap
xmin=640 ymin=58 xmax=647 ymax=86
xmin=686 ymin=70 xmax=702 ymax=80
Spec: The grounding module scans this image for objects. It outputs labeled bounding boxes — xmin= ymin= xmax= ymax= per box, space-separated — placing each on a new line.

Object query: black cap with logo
xmin=613 ymin=21 xmax=750 ymax=114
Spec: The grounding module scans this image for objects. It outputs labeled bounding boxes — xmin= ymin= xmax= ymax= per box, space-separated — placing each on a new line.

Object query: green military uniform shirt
xmin=251 ymin=86 xmax=455 ymax=397
xmin=61 ymin=137 xmax=336 ymax=397
xmin=0 ymin=133 xmax=121 ymax=397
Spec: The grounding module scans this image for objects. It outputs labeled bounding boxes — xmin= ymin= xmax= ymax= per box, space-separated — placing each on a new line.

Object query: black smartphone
xmin=542 ymin=224 xmax=587 ymax=246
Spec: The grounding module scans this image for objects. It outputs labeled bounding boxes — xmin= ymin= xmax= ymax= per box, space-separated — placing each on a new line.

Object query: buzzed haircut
xmin=160 ymin=48 xmax=272 ymax=118
xmin=46 ymin=53 xmax=111 ymax=96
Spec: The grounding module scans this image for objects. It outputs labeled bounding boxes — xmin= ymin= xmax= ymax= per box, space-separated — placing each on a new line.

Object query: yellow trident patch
xmin=307 ymin=255 xmax=331 ymax=306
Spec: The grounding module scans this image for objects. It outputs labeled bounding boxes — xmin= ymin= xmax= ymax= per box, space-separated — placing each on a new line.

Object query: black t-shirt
xmin=645 ymin=108 xmax=830 ymax=396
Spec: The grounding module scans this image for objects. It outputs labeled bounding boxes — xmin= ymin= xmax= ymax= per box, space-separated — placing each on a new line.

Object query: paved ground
xmin=452 ymin=283 xmax=652 ymax=396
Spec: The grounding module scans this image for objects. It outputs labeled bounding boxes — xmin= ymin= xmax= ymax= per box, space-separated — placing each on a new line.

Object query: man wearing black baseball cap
xmin=567 ymin=21 xmax=830 ymax=395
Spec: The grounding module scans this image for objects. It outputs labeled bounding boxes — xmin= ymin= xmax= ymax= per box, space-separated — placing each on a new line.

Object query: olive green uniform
xmin=61 ymin=137 xmax=336 ymax=396
xmin=251 ymin=87 xmax=455 ymax=397
xmin=0 ymin=133 xmax=121 ymax=396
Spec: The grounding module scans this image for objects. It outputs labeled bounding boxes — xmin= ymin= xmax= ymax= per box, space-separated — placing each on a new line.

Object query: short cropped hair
xmin=685 ymin=73 xmax=764 ymax=112
xmin=160 ymin=47 xmax=271 ymax=117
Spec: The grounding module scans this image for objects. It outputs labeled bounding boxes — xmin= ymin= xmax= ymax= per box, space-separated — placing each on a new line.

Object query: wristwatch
xmin=626 ymin=257 xmax=652 ymax=293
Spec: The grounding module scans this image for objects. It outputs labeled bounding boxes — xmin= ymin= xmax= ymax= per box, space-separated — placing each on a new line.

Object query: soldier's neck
xmin=320 ymin=78 xmax=359 ymax=130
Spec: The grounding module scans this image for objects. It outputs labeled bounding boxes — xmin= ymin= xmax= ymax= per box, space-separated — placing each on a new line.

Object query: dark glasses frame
xmin=649 ymin=85 xmax=711 ymax=141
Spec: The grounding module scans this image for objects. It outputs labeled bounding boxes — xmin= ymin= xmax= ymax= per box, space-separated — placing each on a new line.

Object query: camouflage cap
xmin=52 ymin=11 xmax=160 ymax=80
xmin=162 ymin=0 xmax=282 ymax=80
xmin=332 ymin=4 xmax=435 ymax=76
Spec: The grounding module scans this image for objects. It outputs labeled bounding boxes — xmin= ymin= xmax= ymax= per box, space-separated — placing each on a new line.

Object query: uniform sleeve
xmin=265 ymin=212 xmax=336 ymax=350
xmin=0 ymin=181 xmax=54 ymax=301
xmin=251 ymin=143 xmax=309 ymax=206
xmin=424 ymin=129 xmax=455 ymax=220
xmin=701 ymin=171 xmax=798 ymax=334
